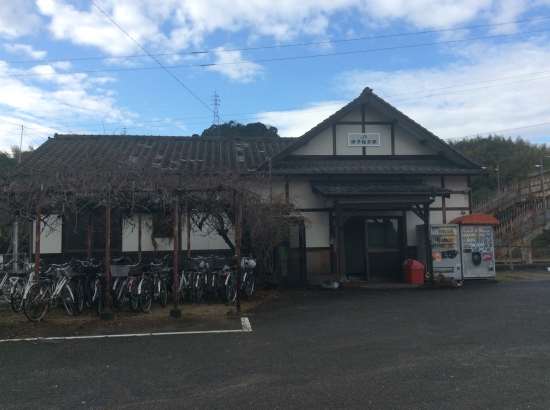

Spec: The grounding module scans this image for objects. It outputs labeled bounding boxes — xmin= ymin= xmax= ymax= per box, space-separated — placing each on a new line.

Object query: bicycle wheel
xmin=130 ymin=279 xmax=139 ymax=311
xmin=186 ymin=273 xmax=195 ymax=302
xmin=74 ymin=279 xmax=84 ymax=314
xmin=212 ymin=273 xmax=220 ymax=302
xmin=194 ymin=274 xmax=203 ymax=303
xmin=2 ymin=278 xmax=11 ymax=302
xmin=95 ymin=280 xmax=103 ymax=315
xmin=225 ymin=273 xmax=236 ymax=303
xmin=243 ymin=272 xmax=255 ymax=298
xmin=62 ymin=284 xmax=76 ymax=316
xmin=23 ymin=283 xmax=49 ymax=322
xmin=113 ymin=279 xmax=126 ymax=308
xmin=83 ymin=277 xmax=93 ymax=309
xmin=10 ymin=279 xmax=24 ymax=313
xmin=159 ymin=280 xmax=168 ymax=307
xmin=139 ymin=278 xmax=152 ymax=313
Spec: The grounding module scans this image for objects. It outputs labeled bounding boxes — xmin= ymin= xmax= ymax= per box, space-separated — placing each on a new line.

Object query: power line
xmin=88 ymin=0 xmax=214 ymax=116
xmin=388 ymin=74 xmax=550 ymax=103
xmin=446 ymin=122 xmax=550 ymax=141
xmin=3 ymin=27 xmax=550 ymax=79
xmin=5 ymin=16 xmax=550 ymax=65
xmin=3 ymin=70 xmax=548 ymax=137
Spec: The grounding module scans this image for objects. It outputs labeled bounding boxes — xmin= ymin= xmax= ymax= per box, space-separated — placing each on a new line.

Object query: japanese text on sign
xmin=347 ymin=133 xmax=380 ymax=147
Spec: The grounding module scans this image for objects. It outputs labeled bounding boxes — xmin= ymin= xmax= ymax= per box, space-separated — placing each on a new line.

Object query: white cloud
xmin=33 ymin=0 xmax=544 ymax=57
xmin=337 ymin=37 xmax=550 ymax=143
xmin=0 ymin=62 xmax=135 ymax=151
xmin=254 ymin=101 xmax=348 ymax=138
xmin=206 ymin=48 xmax=264 ymax=82
xmin=3 ymin=44 xmax=47 ymax=60
xmin=0 ymin=1 xmax=42 ymax=38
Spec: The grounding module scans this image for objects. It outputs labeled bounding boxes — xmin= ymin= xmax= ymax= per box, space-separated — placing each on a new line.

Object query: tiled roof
xmin=311 ymin=181 xmax=452 ymax=196
xmin=271 ymin=159 xmax=479 ymax=175
xmin=22 ymin=134 xmax=296 ymax=173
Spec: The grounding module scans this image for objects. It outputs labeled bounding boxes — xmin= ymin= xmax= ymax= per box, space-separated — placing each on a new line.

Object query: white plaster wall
xmin=122 ymin=215 xmax=141 ymax=252
xmin=291 ymin=127 xmax=333 ymax=155
xmin=394 ymin=126 xmax=436 ymax=155
xmin=447 ymin=194 xmax=469 ymax=208
xmin=34 ymin=216 xmax=62 ymax=254
xmin=289 ymin=178 xmax=325 ymax=209
xmin=181 ymin=213 xmax=234 ymax=251
xmin=336 ymin=124 xmax=391 ymax=155
xmin=447 ymin=210 xmax=466 ymax=223
xmin=431 ymin=197 xmax=443 ymax=208
xmin=340 ymin=107 xmax=363 ymax=122
xmin=302 ymin=212 xmax=330 ymax=248
xmin=122 ymin=213 xmax=233 ymax=252
xmin=430 ymin=211 xmax=444 ymax=225
xmin=445 ymin=176 xmax=469 ymax=190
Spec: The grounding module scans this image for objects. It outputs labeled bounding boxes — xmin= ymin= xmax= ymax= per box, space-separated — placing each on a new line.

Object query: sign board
xmin=347 ymin=133 xmax=380 ymax=147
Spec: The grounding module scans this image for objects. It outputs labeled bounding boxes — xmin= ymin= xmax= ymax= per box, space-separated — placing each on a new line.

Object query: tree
xmin=201 ymin=121 xmax=280 ymax=138
xmin=449 ymin=135 xmax=549 ymax=200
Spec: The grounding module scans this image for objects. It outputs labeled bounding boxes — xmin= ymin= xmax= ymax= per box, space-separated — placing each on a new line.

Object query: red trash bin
xmin=403 ymin=259 xmax=425 ymax=284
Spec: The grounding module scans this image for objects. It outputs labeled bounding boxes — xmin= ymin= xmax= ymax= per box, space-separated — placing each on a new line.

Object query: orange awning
xmin=449 ymin=213 xmax=500 ymax=226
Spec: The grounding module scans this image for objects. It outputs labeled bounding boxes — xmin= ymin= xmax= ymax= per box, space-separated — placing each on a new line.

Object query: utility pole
xmin=211 ymin=92 xmax=221 ymax=138
xmin=13 ymin=125 xmax=23 ymax=272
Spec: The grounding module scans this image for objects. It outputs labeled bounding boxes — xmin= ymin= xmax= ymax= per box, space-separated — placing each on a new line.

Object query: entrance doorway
xmin=344 ymin=216 xmax=404 ymax=281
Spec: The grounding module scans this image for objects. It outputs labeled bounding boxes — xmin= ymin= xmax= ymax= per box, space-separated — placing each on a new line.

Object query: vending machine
xmin=449 ymin=214 xmax=499 ymax=279
xmin=416 ymin=224 xmax=462 ymax=281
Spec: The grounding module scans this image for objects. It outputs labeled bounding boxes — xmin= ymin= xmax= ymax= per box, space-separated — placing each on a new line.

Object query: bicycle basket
xmin=110 ymin=265 xmax=130 ymax=277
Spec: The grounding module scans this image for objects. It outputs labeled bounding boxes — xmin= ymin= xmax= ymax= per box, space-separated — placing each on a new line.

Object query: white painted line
xmin=241 ymin=317 xmax=252 ymax=332
xmin=0 ymin=317 xmax=253 ymax=343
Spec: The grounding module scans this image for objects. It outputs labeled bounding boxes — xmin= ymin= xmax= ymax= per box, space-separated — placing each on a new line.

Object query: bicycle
xmin=10 ymin=265 xmax=37 ymax=314
xmin=22 ymin=264 xmax=76 ymax=322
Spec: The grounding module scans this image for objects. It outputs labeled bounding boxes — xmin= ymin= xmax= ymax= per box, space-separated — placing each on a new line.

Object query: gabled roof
xmin=22 ymin=134 xmax=295 ymax=173
xmin=257 ymin=87 xmax=482 ymax=170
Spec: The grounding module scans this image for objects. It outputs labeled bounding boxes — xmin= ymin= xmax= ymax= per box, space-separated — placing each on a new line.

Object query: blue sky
xmin=1 ymin=0 xmax=550 ymax=153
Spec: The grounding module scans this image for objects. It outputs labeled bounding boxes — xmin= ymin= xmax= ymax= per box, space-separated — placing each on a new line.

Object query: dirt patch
xmin=0 ymin=289 xmax=281 ymax=339
xmin=496 ymin=270 xmax=550 ymax=283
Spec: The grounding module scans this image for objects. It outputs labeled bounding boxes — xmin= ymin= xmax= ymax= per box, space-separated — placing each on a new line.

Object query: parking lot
xmin=1 ymin=277 xmax=549 ymax=409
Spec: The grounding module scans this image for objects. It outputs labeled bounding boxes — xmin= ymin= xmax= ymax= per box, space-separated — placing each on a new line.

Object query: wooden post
xmin=335 ymin=203 xmax=346 ymax=279
xmin=186 ymin=204 xmax=191 ymax=259
xmin=173 ymin=194 xmax=179 ymax=309
xmin=424 ymin=203 xmax=434 ymax=282
xmin=235 ymin=191 xmax=243 ymax=313
xmin=105 ymin=195 xmax=111 ymax=311
xmin=87 ymin=210 xmax=92 ymax=262
xmin=34 ymin=192 xmax=41 ymax=282
xmin=137 ymin=213 xmax=142 ymax=262
xmin=508 ymin=245 xmax=513 ymax=271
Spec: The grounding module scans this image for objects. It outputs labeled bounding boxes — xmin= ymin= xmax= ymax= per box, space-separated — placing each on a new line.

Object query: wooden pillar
xmin=87 ymin=210 xmax=92 ymax=262
xmin=34 ymin=193 xmax=41 ymax=282
xmin=105 ymin=195 xmax=111 ymax=311
xmin=137 ymin=213 xmax=142 ymax=262
xmin=235 ymin=191 xmax=243 ymax=313
xmin=298 ymin=218 xmax=307 ymax=286
xmin=172 ymin=194 xmax=179 ymax=309
xmin=335 ymin=203 xmax=346 ymax=279
xmin=423 ymin=203 xmax=434 ymax=282
xmin=186 ymin=205 xmax=191 ymax=259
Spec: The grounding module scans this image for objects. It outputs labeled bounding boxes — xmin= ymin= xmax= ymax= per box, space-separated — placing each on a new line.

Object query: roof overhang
xmin=311 ymin=181 xmax=452 ymax=204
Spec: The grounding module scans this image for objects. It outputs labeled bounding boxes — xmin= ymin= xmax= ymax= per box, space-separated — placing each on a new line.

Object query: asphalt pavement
xmin=1 ymin=280 xmax=549 ymax=409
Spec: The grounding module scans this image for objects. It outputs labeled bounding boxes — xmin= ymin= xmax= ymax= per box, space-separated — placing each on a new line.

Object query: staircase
xmin=473 ymin=171 xmax=550 ymax=261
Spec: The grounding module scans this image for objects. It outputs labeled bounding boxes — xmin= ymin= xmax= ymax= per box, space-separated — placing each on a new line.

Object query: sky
xmin=1 ymin=0 xmax=550 ymax=156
